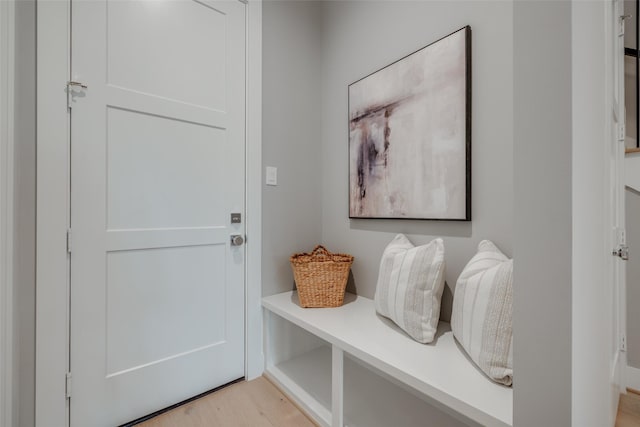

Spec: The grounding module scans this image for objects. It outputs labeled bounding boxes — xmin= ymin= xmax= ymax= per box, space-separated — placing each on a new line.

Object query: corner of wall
xmin=261 ymin=1 xmax=324 ymax=297
xmin=513 ymin=1 xmax=573 ymax=425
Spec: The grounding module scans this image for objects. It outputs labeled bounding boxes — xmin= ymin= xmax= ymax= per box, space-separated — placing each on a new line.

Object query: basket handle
xmin=311 ymin=245 xmax=331 ymax=258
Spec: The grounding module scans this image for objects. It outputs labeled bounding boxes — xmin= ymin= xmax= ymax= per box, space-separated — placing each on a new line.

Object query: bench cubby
xmin=262 ymin=291 xmax=513 ymax=427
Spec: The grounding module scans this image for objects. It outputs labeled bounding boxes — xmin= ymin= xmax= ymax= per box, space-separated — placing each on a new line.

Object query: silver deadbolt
xmin=230 ymin=234 xmax=244 ymax=246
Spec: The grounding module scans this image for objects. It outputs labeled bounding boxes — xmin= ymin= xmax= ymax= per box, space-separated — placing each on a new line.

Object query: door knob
xmin=230 ymin=235 xmax=244 ymax=246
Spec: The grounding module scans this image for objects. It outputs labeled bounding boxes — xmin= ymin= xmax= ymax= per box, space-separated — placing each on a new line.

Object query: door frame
xmin=35 ymin=2 xmax=263 ymax=425
xmin=0 ymin=0 xmax=15 ymax=425
xmin=609 ymin=0 xmax=628 ymax=398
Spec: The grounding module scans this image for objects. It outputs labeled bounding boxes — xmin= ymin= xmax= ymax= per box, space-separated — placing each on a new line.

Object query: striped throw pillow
xmin=374 ymin=234 xmax=446 ymax=343
xmin=451 ymin=240 xmax=513 ymax=386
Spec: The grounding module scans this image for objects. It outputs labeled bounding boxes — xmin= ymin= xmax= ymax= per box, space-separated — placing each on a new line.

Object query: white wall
xmin=319 ymin=0 xmax=513 ymax=321
xmin=513 ymin=1 xmax=572 ymax=426
xmin=262 ymin=0 xmax=323 ymax=297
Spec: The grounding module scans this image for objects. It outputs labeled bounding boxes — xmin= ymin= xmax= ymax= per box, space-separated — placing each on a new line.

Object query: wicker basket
xmin=290 ymin=245 xmax=354 ymax=308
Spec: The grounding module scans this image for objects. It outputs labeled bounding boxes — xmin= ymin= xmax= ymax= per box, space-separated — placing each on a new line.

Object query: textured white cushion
xmin=451 ymin=240 xmax=513 ymax=386
xmin=374 ymin=234 xmax=446 ymax=343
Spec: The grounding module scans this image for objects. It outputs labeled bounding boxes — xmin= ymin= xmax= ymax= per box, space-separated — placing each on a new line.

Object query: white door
xmin=610 ymin=0 xmax=628 ymax=420
xmin=68 ymin=1 xmax=246 ymax=425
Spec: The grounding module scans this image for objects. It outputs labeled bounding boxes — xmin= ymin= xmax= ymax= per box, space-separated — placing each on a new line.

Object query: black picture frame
xmin=348 ymin=26 xmax=472 ymax=221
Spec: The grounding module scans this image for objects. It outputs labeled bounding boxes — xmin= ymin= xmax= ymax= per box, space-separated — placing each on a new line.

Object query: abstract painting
xmin=349 ymin=26 xmax=471 ymax=220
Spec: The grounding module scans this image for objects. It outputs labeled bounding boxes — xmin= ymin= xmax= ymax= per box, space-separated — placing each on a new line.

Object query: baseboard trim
xmin=627 ymin=387 xmax=640 ymax=396
xmin=263 ymin=373 xmax=322 ymax=427
xmin=626 ymin=365 xmax=640 ymax=392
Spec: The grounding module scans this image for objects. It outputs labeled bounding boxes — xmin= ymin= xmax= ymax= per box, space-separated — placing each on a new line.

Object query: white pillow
xmin=374 ymin=234 xmax=446 ymax=343
xmin=451 ymin=240 xmax=513 ymax=386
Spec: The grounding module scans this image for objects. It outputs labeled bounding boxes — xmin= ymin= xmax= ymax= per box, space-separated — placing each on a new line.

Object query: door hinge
xmin=619 ymin=14 xmax=631 ymax=37
xmin=621 ymin=334 xmax=627 ymax=352
xmin=65 ymin=372 xmax=72 ymax=399
xmin=67 ymin=229 xmax=72 ymax=254
xmin=618 ymin=123 xmax=626 ymax=142
xmin=613 ymin=246 xmax=630 ymax=260
xmin=66 ymin=81 xmax=87 ymax=109
xmin=613 ymin=228 xmax=629 ymax=260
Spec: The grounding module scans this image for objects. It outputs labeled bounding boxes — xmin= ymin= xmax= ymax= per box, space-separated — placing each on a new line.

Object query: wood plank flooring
xmin=137 ymin=377 xmax=316 ymax=427
xmin=130 ymin=379 xmax=640 ymax=427
xmin=616 ymin=390 xmax=640 ymax=427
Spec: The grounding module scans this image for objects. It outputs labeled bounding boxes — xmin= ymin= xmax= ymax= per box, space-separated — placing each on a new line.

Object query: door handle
xmin=230 ymin=235 xmax=244 ymax=246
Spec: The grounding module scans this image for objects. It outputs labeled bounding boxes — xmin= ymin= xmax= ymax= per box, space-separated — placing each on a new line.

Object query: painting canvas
xmin=349 ymin=27 xmax=471 ymax=220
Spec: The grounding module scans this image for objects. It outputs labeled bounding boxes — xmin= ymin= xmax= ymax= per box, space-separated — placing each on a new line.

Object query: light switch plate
xmin=266 ymin=166 xmax=277 ymax=186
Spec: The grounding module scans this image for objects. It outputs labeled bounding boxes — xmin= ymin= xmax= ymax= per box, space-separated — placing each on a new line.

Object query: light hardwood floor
xmin=131 ymin=380 xmax=640 ymax=427
xmin=616 ymin=390 xmax=640 ymax=427
xmin=137 ymin=377 xmax=316 ymax=427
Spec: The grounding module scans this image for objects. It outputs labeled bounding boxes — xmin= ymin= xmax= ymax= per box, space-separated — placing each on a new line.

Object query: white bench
xmin=262 ymin=291 xmax=513 ymax=427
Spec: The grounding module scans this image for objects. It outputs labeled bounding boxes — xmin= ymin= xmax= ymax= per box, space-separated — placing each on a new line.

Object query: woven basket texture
xmin=290 ymin=245 xmax=354 ymax=308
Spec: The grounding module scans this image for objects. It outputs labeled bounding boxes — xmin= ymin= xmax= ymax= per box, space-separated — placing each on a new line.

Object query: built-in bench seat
xmin=262 ymin=291 xmax=513 ymax=427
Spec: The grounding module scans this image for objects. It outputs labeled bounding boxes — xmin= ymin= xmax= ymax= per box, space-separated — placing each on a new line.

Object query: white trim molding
xmin=245 ymin=0 xmax=263 ymax=381
xmin=36 ymin=1 xmax=70 ymax=426
xmin=0 ymin=1 xmax=15 ymax=425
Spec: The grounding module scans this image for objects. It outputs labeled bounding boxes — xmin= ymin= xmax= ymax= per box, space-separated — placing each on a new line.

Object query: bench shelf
xmin=262 ymin=291 xmax=513 ymax=427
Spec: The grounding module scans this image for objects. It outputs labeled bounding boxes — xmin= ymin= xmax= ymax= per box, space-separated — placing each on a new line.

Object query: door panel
xmin=105 ymin=245 xmax=227 ymax=376
xmin=107 ymin=0 xmax=227 ymax=110
xmin=106 ymin=107 xmax=227 ymax=229
xmin=70 ymin=1 xmax=246 ymax=425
